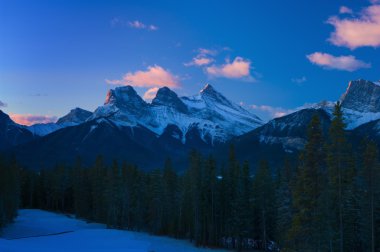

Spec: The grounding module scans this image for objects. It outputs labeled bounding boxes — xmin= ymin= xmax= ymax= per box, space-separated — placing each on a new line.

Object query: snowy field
xmin=0 ymin=209 xmax=226 ymax=252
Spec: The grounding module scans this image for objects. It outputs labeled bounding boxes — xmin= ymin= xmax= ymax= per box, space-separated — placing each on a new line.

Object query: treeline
xmin=0 ymin=155 xmax=20 ymax=229
xmin=282 ymin=103 xmax=380 ymax=252
xmin=1 ymin=102 xmax=380 ymax=251
xmin=18 ymin=150 xmax=276 ymax=250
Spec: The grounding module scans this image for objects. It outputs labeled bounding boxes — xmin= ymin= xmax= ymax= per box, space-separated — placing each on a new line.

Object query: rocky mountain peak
xmin=340 ymin=79 xmax=380 ymax=113
xmin=57 ymin=107 xmax=92 ymax=124
xmin=152 ymin=87 xmax=188 ymax=112
xmin=104 ymin=86 xmax=147 ymax=108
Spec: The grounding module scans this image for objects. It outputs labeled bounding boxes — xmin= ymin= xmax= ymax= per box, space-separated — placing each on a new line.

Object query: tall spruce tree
xmin=360 ymin=141 xmax=380 ymax=252
xmin=275 ymin=158 xmax=293 ymax=248
xmin=288 ymin=114 xmax=329 ymax=251
xmin=162 ymin=158 xmax=179 ymax=236
xmin=253 ymin=160 xmax=275 ymax=251
xmin=326 ymin=101 xmax=355 ymax=251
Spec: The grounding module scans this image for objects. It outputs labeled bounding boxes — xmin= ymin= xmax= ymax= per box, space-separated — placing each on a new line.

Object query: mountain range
xmin=1 ymin=79 xmax=380 ymax=170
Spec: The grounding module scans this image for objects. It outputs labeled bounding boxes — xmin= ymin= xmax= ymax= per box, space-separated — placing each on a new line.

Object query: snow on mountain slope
xmin=27 ymin=123 xmax=68 ymax=137
xmin=253 ymin=108 xmax=331 ymax=151
xmin=27 ymin=108 xmax=92 ymax=136
xmin=56 ymin=108 xmax=92 ymax=124
xmin=307 ymin=80 xmax=380 ymax=130
xmin=288 ymin=80 xmax=380 ymax=130
xmin=337 ymin=79 xmax=380 ymax=129
xmin=90 ymin=84 xmax=262 ymax=144
xmin=340 ymin=79 xmax=380 ymax=113
xmin=0 ymin=110 xmax=36 ymax=149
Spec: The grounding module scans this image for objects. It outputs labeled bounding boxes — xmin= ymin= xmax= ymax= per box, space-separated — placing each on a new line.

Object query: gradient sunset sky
xmin=1 ymin=0 xmax=380 ymax=125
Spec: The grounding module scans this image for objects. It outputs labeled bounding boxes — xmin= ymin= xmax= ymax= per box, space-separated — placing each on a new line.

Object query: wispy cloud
xmin=327 ymin=4 xmax=380 ymax=49
xmin=128 ymin=20 xmax=158 ymax=31
xmin=106 ymin=65 xmax=180 ymax=88
xmin=184 ymin=48 xmax=219 ymax=67
xmin=198 ymin=48 xmax=218 ymax=56
xmin=206 ymin=57 xmax=254 ymax=80
xmin=10 ymin=114 xmax=57 ymax=126
xmin=184 ymin=57 xmax=214 ymax=66
xmin=143 ymin=87 xmax=159 ymax=101
xmin=339 ymin=6 xmax=353 ymax=14
xmin=249 ymin=104 xmax=295 ymax=119
xmin=111 ymin=18 xmax=158 ymax=31
xmin=0 ymin=100 xmax=7 ymax=107
xmin=247 ymin=102 xmax=322 ymax=120
xmin=291 ymin=76 xmax=307 ymax=84
xmin=306 ymin=52 xmax=370 ymax=71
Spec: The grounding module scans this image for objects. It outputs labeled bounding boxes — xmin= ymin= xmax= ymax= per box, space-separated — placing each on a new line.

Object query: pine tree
xmin=189 ymin=150 xmax=202 ymax=245
xmin=0 ymin=155 xmax=20 ymax=229
xmin=326 ymin=101 xmax=355 ymax=251
xmin=73 ymin=157 xmax=91 ymax=219
xmin=201 ymin=155 xmax=217 ymax=245
xmin=275 ymin=158 xmax=293 ymax=248
xmin=240 ymin=161 xmax=252 ymax=239
xmin=360 ymin=141 xmax=380 ymax=252
xmin=162 ymin=158 xmax=179 ymax=236
xmin=253 ymin=160 xmax=275 ymax=251
xmin=90 ymin=155 xmax=107 ymax=222
xmin=288 ymin=114 xmax=329 ymax=251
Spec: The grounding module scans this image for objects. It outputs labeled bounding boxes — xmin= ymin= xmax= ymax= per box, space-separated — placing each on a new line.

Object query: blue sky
xmin=0 ymin=0 xmax=379 ymax=124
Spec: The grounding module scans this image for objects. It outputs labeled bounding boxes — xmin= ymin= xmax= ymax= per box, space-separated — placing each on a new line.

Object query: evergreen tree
xmin=288 ymin=114 xmax=329 ymax=251
xmin=189 ymin=150 xmax=202 ymax=245
xmin=201 ymin=155 xmax=218 ymax=245
xmin=326 ymin=101 xmax=355 ymax=251
xmin=360 ymin=141 xmax=380 ymax=252
xmin=275 ymin=158 xmax=293 ymax=249
xmin=253 ymin=160 xmax=275 ymax=251
xmin=162 ymin=158 xmax=179 ymax=236
xmin=0 ymin=155 xmax=20 ymax=229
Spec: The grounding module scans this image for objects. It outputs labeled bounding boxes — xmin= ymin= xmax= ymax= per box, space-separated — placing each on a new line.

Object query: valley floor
xmin=0 ymin=209 xmax=226 ymax=252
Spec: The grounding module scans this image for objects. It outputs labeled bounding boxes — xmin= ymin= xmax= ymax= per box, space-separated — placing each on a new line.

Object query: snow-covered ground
xmin=0 ymin=209 xmax=225 ymax=252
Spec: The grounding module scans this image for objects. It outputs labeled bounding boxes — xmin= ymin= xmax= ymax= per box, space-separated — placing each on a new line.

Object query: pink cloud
xmin=206 ymin=57 xmax=253 ymax=79
xmin=339 ymin=6 xmax=353 ymax=14
xmin=306 ymin=52 xmax=371 ymax=71
xmin=185 ymin=47 xmax=233 ymax=67
xmin=10 ymin=114 xmax=57 ymax=126
xmin=106 ymin=65 xmax=180 ymax=88
xmin=143 ymin=87 xmax=159 ymax=100
xmin=327 ymin=4 xmax=380 ymax=49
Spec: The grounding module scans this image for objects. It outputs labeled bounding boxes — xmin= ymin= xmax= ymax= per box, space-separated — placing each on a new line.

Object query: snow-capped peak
xmin=90 ymin=84 xmax=263 ymax=144
xmin=57 ymin=107 xmax=92 ymax=124
xmin=152 ymin=87 xmax=188 ymax=113
xmin=199 ymin=83 xmax=235 ymax=108
xmin=26 ymin=107 xmax=93 ymax=137
xmin=200 ymin=83 xmax=215 ymax=94
xmin=105 ymin=86 xmax=147 ymax=108
xmin=340 ymin=79 xmax=380 ymax=113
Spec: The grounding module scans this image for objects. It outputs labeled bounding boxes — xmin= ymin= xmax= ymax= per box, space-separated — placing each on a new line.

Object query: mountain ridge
xmin=3 ymin=79 xmax=380 ymax=170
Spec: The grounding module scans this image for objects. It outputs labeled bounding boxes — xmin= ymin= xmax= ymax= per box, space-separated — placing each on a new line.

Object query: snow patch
xmin=0 ymin=209 xmax=225 ymax=252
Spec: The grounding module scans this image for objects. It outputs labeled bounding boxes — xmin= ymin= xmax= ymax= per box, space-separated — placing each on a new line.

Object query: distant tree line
xmin=1 ymin=102 xmax=380 ymax=251
xmin=0 ymin=155 xmax=20 ymax=229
